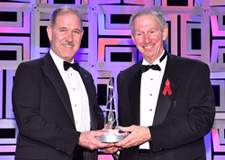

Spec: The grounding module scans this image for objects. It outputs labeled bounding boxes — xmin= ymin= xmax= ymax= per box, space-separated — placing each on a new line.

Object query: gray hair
xmin=50 ymin=6 xmax=83 ymax=30
xmin=129 ymin=8 xmax=166 ymax=34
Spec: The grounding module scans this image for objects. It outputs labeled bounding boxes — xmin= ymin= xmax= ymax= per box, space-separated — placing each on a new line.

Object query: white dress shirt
xmin=50 ymin=50 xmax=90 ymax=132
xmin=140 ymin=50 xmax=167 ymax=149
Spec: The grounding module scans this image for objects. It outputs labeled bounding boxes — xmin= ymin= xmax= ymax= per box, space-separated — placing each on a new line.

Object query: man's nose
xmin=144 ymin=34 xmax=150 ymax=43
xmin=66 ymin=32 xmax=73 ymax=41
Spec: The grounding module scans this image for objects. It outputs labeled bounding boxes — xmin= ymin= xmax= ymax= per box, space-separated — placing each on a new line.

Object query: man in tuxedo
xmin=12 ymin=6 xmax=112 ymax=160
xmin=103 ymin=8 xmax=215 ymax=160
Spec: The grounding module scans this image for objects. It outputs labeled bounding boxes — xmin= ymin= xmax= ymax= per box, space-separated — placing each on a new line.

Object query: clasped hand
xmin=101 ymin=125 xmax=151 ymax=154
xmin=78 ymin=130 xmax=114 ymax=150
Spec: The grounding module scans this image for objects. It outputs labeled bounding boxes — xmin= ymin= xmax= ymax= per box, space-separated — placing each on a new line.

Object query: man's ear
xmin=131 ymin=32 xmax=136 ymax=45
xmin=81 ymin=30 xmax=84 ymax=38
xmin=47 ymin=26 xmax=53 ymax=42
xmin=162 ymin=26 xmax=168 ymax=41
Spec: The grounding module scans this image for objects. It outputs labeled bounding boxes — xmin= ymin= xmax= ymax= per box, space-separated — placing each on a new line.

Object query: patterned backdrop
xmin=0 ymin=0 xmax=224 ymax=160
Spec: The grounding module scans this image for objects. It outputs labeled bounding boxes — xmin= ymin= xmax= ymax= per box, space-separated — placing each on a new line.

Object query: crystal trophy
xmin=97 ymin=77 xmax=127 ymax=143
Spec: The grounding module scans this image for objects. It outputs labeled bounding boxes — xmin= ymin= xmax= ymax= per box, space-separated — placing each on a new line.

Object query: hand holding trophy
xmin=97 ymin=77 xmax=127 ymax=143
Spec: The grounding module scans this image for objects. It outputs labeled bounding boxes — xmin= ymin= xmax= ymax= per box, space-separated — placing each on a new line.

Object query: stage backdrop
xmin=0 ymin=0 xmax=224 ymax=160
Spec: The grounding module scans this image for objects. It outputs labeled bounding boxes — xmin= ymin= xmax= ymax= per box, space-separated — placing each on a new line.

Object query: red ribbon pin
xmin=162 ymin=79 xmax=172 ymax=96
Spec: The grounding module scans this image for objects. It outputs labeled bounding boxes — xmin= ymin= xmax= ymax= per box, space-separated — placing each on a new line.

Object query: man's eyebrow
xmin=74 ymin=28 xmax=82 ymax=31
xmin=58 ymin=27 xmax=66 ymax=30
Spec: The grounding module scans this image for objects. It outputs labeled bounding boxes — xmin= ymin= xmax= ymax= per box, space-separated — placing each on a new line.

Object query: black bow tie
xmin=63 ymin=61 xmax=80 ymax=71
xmin=140 ymin=64 xmax=161 ymax=72
xmin=140 ymin=51 xmax=167 ymax=73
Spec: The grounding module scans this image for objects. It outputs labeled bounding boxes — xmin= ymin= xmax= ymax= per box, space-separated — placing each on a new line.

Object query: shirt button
xmin=151 ymin=78 xmax=153 ymax=80
xmin=150 ymin=94 xmax=152 ymax=96
xmin=150 ymin=109 xmax=152 ymax=111
xmin=76 ymin=121 xmax=78 ymax=123
xmin=73 ymin=88 xmax=75 ymax=90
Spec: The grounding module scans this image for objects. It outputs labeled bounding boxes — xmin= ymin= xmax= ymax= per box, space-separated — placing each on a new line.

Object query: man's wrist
xmin=148 ymin=127 xmax=152 ymax=141
xmin=77 ymin=132 xmax=81 ymax=145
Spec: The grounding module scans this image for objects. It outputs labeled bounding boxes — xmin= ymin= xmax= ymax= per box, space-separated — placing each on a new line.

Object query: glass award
xmin=97 ymin=77 xmax=127 ymax=143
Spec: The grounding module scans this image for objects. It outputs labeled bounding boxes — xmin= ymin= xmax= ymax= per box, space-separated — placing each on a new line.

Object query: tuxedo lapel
xmin=78 ymin=69 xmax=96 ymax=130
xmin=41 ymin=53 xmax=75 ymax=125
xmin=128 ymin=61 xmax=142 ymax=125
xmin=153 ymin=53 xmax=179 ymax=125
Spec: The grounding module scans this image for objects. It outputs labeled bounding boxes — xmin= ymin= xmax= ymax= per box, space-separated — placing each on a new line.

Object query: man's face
xmin=47 ymin=12 xmax=83 ymax=62
xmin=131 ymin=14 xmax=168 ymax=64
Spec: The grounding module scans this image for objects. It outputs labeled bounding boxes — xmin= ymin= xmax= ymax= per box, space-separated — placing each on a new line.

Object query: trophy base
xmin=97 ymin=130 xmax=127 ymax=143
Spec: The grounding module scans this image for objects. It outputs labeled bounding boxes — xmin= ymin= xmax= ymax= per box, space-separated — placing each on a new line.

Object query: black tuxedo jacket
xmin=12 ymin=53 xmax=104 ymax=160
xmin=117 ymin=51 xmax=215 ymax=160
